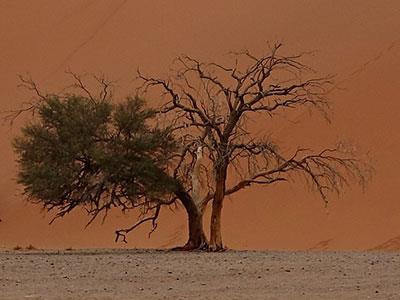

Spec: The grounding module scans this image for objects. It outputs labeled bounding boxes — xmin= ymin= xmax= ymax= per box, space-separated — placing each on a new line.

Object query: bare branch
xmin=115 ymin=205 xmax=161 ymax=243
xmin=65 ymin=70 xmax=96 ymax=102
xmin=226 ymin=145 xmax=371 ymax=204
xmin=2 ymin=75 xmax=46 ymax=125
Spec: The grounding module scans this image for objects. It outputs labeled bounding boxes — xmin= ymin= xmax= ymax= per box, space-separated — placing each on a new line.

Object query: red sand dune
xmin=370 ymin=236 xmax=400 ymax=251
xmin=1 ymin=1 xmax=400 ymax=250
xmin=308 ymin=239 xmax=333 ymax=251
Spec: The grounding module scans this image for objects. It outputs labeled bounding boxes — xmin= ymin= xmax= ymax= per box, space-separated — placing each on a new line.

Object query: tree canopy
xmin=14 ymin=95 xmax=178 ymax=225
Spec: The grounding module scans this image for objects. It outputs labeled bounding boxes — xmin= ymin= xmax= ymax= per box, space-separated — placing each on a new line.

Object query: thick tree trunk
xmin=184 ymin=204 xmax=207 ymax=250
xmin=209 ymin=195 xmax=224 ymax=251
xmin=174 ymin=189 xmax=208 ymax=250
xmin=209 ymin=162 xmax=228 ymax=251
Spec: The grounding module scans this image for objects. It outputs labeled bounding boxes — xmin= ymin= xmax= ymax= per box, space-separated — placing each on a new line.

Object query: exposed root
xmin=171 ymin=242 xmax=229 ymax=252
xmin=208 ymin=244 xmax=227 ymax=252
xmin=171 ymin=241 xmax=209 ymax=251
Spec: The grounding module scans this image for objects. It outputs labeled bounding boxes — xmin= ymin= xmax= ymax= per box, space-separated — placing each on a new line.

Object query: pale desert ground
xmin=1 ymin=249 xmax=400 ymax=300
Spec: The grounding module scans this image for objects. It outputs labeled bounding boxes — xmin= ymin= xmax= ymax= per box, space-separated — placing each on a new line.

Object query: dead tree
xmin=138 ymin=43 xmax=370 ymax=251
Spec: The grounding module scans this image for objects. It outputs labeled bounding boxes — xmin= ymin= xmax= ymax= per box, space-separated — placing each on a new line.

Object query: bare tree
xmin=138 ymin=43 xmax=370 ymax=251
xmin=9 ymin=44 xmax=370 ymax=251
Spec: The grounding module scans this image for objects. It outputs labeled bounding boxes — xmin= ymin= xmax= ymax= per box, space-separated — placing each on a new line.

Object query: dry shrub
xmin=26 ymin=244 xmax=37 ymax=250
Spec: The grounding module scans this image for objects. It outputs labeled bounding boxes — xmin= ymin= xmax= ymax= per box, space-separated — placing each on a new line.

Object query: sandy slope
xmin=1 ymin=249 xmax=399 ymax=300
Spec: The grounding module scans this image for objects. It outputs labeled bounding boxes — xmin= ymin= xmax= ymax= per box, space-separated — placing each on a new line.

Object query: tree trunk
xmin=209 ymin=162 xmax=228 ymax=251
xmin=174 ymin=189 xmax=208 ymax=250
xmin=184 ymin=204 xmax=207 ymax=250
xmin=209 ymin=195 xmax=224 ymax=251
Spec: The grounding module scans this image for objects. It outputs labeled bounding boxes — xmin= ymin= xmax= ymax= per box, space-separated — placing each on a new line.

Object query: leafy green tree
xmin=14 ymin=93 xmax=182 ymax=235
xmin=12 ymin=72 xmax=208 ymax=249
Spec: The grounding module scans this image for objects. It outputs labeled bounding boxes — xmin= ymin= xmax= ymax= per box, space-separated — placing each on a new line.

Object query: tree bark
xmin=184 ymin=204 xmax=207 ymax=250
xmin=209 ymin=161 xmax=228 ymax=251
xmin=174 ymin=189 xmax=208 ymax=250
xmin=209 ymin=195 xmax=224 ymax=250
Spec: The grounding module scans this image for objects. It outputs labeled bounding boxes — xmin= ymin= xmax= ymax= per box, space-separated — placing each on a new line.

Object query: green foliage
xmin=14 ymin=95 xmax=178 ymax=217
